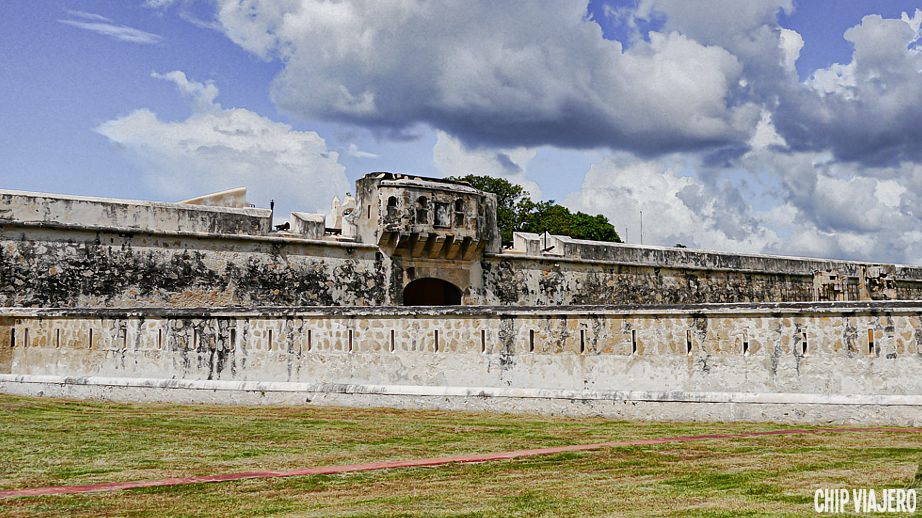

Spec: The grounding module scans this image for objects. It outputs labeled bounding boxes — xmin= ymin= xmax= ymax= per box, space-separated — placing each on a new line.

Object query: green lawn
xmin=0 ymin=394 xmax=919 ymax=516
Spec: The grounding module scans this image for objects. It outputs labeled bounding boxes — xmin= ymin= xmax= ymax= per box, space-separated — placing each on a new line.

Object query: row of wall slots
xmin=6 ymin=326 xmax=884 ymax=356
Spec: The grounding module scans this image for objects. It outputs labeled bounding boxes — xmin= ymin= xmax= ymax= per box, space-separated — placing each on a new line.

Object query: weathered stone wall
xmin=0 ymin=226 xmax=392 ymax=308
xmin=525 ymin=235 xmax=922 ymax=277
xmin=494 ymin=238 xmax=922 ymax=304
xmin=4 ymin=184 xmax=922 ymax=309
xmin=4 ymin=302 xmax=922 ymax=397
xmin=6 ymin=221 xmax=922 ymax=308
xmin=0 ymin=189 xmax=271 ymax=236
xmin=0 ymin=317 xmax=11 ymax=374
xmin=481 ymin=256 xmax=817 ymax=305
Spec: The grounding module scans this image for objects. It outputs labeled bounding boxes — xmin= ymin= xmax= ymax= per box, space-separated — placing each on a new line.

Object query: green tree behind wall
xmin=448 ymin=175 xmax=622 ymax=246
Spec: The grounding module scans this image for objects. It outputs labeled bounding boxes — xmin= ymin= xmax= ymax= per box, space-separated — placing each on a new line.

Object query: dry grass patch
xmin=0 ymin=394 xmax=919 ymax=516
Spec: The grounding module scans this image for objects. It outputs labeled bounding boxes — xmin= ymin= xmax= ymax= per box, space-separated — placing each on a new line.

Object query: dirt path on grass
xmin=1 ymin=427 xmax=917 ymax=499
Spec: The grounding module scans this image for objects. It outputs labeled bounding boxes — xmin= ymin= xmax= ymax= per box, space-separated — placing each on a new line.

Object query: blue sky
xmin=2 ymin=1 xmax=922 ymax=262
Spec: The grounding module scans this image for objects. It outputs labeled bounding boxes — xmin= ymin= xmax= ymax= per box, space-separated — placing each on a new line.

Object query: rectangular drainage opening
xmin=868 ymin=328 xmax=875 ymax=354
xmin=686 ymin=330 xmax=693 ymax=355
xmin=631 ymin=330 xmax=637 ymax=355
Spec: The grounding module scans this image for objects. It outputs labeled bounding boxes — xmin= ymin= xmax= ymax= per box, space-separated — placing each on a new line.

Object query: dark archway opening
xmin=403 ymin=278 xmax=462 ymax=306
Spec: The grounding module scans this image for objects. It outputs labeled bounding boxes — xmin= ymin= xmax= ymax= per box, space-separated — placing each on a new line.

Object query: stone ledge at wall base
xmin=7 ymin=299 xmax=922 ymax=318
xmin=3 ymin=374 xmax=922 ymax=426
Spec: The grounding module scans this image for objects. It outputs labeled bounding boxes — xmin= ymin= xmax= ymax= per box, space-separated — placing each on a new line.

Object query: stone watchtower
xmin=348 ymin=172 xmax=500 ymax=305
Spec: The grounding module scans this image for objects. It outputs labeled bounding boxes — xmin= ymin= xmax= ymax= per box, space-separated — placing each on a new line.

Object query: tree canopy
xmin=448 ymin=175 xmax=621 ymax=246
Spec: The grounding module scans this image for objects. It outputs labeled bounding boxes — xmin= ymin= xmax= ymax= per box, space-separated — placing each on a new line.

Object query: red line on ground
xmin=0 ymin=427 xmax=917 ymax=499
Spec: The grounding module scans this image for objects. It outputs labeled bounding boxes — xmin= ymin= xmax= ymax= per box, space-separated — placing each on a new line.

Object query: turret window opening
xmin=415 ymin=196 xmax=429 ymax=224
xmin=387 ymin=196 xmax=398 ymax=219
xmin=453 ymin=199 xmax=465 ymax=227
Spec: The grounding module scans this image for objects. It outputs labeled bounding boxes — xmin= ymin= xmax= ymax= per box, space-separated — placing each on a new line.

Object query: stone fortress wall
xmin=3 ymin=302 xmax=922 ymax=424
xmin=3 ymin=172 xmax=922 ymax=424
xmin=2 ymin=175 xmax=920 ymax=309
xmin=0 ymin=188 xmax=389 ymax=308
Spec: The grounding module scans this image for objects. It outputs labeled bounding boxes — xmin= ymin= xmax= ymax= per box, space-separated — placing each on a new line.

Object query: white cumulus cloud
xmin=563 ymin=145 xmax=922 ymax=265
xmin=96 ymin=71 xmax=348 ymax=216
xmin=347 ymin=143 xmax=379 ymax=160
xmin=432 ymin=131 xmax=541 ymax=198
xmin=210 ymin=0 xmax=759 ymax=155
xmin=776 ymin=9 xmax=922 ymax=165
xmin=566 ymin=155 xmax=779 ymax=252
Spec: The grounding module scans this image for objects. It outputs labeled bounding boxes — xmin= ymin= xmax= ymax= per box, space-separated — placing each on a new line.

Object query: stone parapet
xmin=0 ymin=189 xmax=272 ymax=236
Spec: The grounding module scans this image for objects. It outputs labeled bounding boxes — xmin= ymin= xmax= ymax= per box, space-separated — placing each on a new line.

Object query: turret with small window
xmin=351 ymin=172 xmax=500 ymax=260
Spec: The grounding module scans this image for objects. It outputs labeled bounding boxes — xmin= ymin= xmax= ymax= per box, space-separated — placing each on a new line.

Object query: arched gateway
xmin=402 ymin=278 xmax=462 ymax=306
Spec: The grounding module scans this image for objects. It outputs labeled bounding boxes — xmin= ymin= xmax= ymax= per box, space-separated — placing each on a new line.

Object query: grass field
xmin=0 ymin=395 xmax=920 ymax=517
